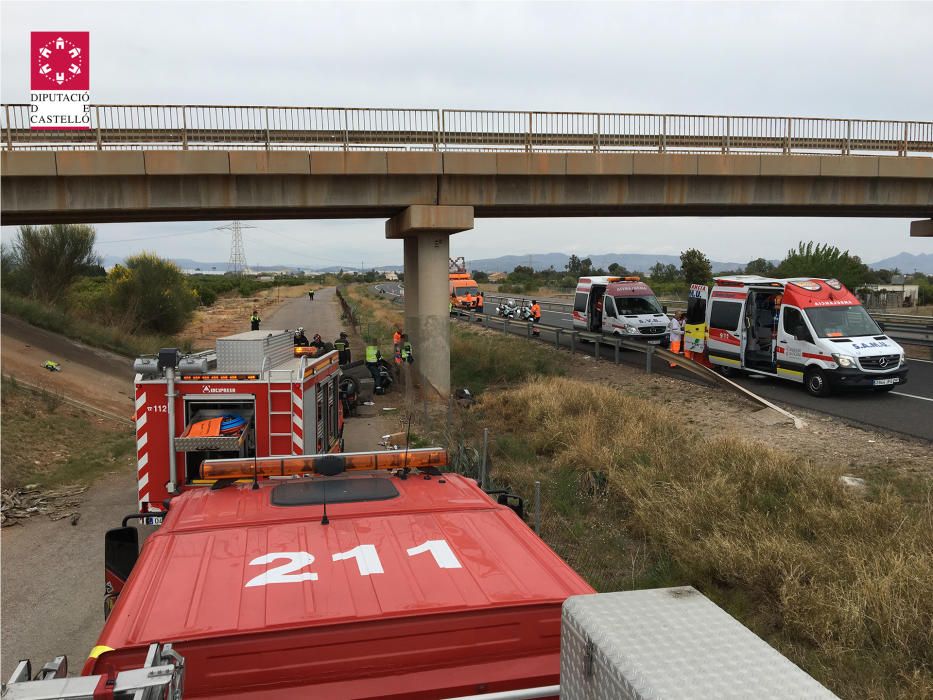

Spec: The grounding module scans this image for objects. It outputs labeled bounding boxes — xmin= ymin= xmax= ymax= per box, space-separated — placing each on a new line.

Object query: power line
xmin=94 ymin=225 xmax=224 ymax=246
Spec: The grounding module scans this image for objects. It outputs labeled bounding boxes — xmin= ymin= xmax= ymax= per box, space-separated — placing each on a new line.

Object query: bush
xmin=7 ymin=224 xmax=100 ymax=302
xmin=108 ymin=253 xmax=198 ymax=334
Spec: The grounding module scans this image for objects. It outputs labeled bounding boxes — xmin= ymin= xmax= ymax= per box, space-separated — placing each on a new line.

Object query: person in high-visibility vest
xmin=365 ymin=344 xmax=383 ymax=391
xmin=465 ymin=292 xmax=474 ymax=308
xmin=400 ymin=335 xmax=414 ymax=363
xmin=250 ymin=309 xmax=261 ymax=331
xmin=334 ymin=332 xmax=350 ymax=365
xmin=530 ymin=300 xmax=542 ymax=336
xmin=393 ymin=328 xmax=402 ymax=352
xmin=476 ymin=292 xmax=484 ymax=313
xmin=668 ymin=311 xmax=685 ymax=368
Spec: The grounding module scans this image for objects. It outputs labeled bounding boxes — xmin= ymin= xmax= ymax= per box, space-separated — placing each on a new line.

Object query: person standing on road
xmin=365 ymin=344 xmax=383 ymax=392
xmin=250 ymin=309 xmax=261 ymax=331
xmin=308 ymin=289 xmax=315 ymax=301
xmin=393 ymin=328 xmax=402 ymax=352
xmin=334 ymin=332 xmax=351 ymax=365
xmin=530 ymin=300 xmax=542 ymax=336
xmin=668 ymin=311 xmax=685 ymax=367
xmin=476 ymin=292 xmax=484 ymax=313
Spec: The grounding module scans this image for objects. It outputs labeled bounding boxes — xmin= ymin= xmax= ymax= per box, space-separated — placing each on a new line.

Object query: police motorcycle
xmin=497 ymin=298 xmax=519 ymax=318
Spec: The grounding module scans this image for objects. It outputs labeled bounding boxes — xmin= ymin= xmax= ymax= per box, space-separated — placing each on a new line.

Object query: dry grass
xmin=481 ymin=376 xmax=933 ymax=699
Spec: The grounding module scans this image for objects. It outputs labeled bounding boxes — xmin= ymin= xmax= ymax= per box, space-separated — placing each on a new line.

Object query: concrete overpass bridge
xmin=2 ymin=104 xmax=932 ymax=395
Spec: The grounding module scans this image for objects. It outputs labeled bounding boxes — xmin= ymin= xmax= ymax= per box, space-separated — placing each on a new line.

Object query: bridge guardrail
xmin=4 ymin=104 xmax=931 ymax=156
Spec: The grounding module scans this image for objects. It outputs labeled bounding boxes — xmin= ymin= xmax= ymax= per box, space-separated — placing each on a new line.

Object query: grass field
xmin=480 ymin=377 xmax=933 ymax=700
xmin=0 ymin=377 xmax=135 ymax=489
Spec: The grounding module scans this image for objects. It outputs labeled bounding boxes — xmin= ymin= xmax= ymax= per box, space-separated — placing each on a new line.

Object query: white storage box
xmin=215 ymin=330 xmax=293 ymax=373
xmin=561 ymin=587 xmax=837 ymax=699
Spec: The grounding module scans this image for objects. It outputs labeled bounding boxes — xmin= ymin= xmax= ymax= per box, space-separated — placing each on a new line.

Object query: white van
xmin=572 ymin=276 xmax=669 ymax=344
xmin=699 ymin=276 xmax=908 ymax=396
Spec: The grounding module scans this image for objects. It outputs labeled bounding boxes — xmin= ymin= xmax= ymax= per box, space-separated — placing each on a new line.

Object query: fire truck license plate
xmin=144 ymin=516 xmax=164 ymax=525
xmin=873 ymin=378 xmax=898 ymax=386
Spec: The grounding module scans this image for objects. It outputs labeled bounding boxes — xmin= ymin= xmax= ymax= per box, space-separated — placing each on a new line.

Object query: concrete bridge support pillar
xmin=387 ymin=205 xmax=474 ymax=398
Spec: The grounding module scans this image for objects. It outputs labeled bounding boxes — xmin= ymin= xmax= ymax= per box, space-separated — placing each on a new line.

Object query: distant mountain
xmin=466 ymin=252 xmax=746 ymax=274
xmin=868 ymin=252 xmax=933 ymax=274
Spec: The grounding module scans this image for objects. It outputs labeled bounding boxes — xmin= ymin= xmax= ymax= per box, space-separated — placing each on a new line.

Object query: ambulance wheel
xmin=804 ymin=368 xmax=831 ymax=397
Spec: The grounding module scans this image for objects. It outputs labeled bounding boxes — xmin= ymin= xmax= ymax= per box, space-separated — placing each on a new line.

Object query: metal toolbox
xmin=215 ymin=330 xmax=293 ymax=373
xmin=560 ymin=587 xmax=836 ymax=699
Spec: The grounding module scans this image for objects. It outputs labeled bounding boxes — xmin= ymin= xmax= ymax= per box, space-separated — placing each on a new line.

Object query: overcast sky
xmin=2 ymin=1 xmax=931 ymax=268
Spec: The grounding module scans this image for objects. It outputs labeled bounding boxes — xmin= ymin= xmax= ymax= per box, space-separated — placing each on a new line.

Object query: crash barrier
xmin=3 ymin=104 xmax=930 ymax=156
xmin=451 ymin=309 xmax=805 ymax=426
xmin=335 ymin=286 xmax=361 ymax=333
xmin=485 ymin=295 xmax=933 ymax=348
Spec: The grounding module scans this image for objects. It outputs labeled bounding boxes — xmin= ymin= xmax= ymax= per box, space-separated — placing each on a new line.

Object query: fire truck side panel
xmin=134 ymin=381 xmax=171 ymax=509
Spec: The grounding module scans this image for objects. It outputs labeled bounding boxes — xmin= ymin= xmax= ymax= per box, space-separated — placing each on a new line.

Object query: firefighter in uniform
xmin=366 ymin=344 xmax=383 ymax=392
xmin=250 ymin=309 xmax=261 ymax=331
xmin=334 ymin=332 xmax=351 ymax=365
xmin=530 ymin=300 xmax=542 ymax=336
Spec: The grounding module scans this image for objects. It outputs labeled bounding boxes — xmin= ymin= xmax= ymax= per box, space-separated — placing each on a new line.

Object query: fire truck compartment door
xmin=176 ymin=400 xmax=255 ymax=452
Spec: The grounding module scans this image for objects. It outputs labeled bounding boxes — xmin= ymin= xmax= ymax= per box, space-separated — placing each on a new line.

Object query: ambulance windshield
xmin=804 ymin=305 xmax=881 ymax=339
xmin=613 ymin=295 xmax=664 ymax=315
xmin=454 ymin=286 xmax=476 ymax=296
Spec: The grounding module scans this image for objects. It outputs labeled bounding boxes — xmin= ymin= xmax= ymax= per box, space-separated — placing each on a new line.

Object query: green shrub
xmin=108 ymin=253 xmax=198 ymax=334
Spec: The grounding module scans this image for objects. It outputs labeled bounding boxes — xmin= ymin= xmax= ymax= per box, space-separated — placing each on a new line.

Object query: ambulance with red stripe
xmin=698 ymin=276 xmax=908 ymax=396
xmin=131 ymin=330 xmax=344 ymax=516
xmin=572 ymin=276 xmax=669 ymax=344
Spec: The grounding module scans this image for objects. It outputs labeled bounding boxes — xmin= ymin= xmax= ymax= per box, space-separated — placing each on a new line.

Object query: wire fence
xmin=4 ymin=104 xmax=931 ymax=156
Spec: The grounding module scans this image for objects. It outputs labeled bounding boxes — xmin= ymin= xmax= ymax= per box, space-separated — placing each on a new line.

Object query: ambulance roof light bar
xmin=201 ymin=447 xmax=448 ymax=480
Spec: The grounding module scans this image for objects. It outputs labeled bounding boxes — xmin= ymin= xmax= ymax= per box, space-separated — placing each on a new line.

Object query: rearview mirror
xmin=104 ymin=526 xmax=139 ymax=618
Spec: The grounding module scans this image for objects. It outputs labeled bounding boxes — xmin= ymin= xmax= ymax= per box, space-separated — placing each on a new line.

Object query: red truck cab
xmin=90 ymin=450 xmax=593 ymax=698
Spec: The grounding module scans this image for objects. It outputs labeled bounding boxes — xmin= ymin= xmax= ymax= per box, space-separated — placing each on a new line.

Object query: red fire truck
xmin=89 ymin=449 xmax=593 ymax=698
xmin=132 ymin=331 xmax=343 ymax=514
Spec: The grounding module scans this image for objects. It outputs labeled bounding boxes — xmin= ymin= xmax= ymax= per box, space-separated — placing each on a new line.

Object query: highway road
xmin=375 ymin=284 xmax=932 ymax=441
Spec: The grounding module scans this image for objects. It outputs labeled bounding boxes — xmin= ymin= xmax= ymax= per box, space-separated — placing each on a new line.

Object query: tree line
xmin=482 ymin=243 xmax=932 ymax=304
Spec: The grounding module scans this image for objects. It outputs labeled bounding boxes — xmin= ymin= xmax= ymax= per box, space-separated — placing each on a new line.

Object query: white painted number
xmin=332 ymin=544 xmax=384 ymax=576
xmin=406 ymin=539 xmax=462 ymax=569
xmin=245 ymin=552 xmax=318 ymax=588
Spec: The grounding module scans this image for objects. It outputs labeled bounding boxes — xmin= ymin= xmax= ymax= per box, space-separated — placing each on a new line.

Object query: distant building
xmin=860 ymin=283 xmax=920 ymax=308
xmin=488 ymin=271 xmax=508 ymax=282
xmin=383 ymin=271 xmax=399 ymax=281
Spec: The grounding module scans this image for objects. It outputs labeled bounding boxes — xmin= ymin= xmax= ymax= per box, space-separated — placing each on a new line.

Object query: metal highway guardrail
xmin=4 ymin=104 xmax=932 ymax=155
xmin=482 ymin=294 xmax=933 ymax=348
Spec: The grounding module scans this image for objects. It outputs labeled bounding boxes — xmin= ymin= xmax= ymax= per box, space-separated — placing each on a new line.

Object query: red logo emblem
xmin=31 ymin=32 xmax=89 ymax=90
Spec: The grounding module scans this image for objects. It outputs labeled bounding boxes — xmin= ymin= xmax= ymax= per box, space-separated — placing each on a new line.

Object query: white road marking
xmin=891 ymin=391 xmax=933 ymax=402
xmin=907 ymin=357 xmax=933 ymax=364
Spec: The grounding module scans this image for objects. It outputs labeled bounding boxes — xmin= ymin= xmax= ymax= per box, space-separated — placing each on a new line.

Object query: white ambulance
xmin=699 ymin=275 xmax=908 ymax=396
xmin=572 ymin=276 xmax=669 ymax=344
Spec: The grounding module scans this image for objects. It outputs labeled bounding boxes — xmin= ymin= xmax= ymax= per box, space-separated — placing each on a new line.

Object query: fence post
xmin=526 ymin=112 xmax=532 ymax=153
xmin=264 ymin=107 xmax=271 ymax=150
xmin=594 ymin=113 xmax=600 ymax=153
xmin=534 ymin=481 xmax=541 ymax=535
xmin=181 ymin=107 xmax=188 ymax=151
xmin=480 ymin=428 xmax=488 ymax=487
xmin=646 ymin=345 xmax=653 ymax=374
xmin=95 ymin=105 xmax=102 ymax=150
xmin=570 ymin=332 xmax=576 ymax=355
xmin=593 ymin=337 xmax=599 ymax=361
xmin=5 ymin=105 xmax=13 ymax=151
xmin=433 ymin=109 xmax=440 ymax=152
xmin=724 ymin=116 xmax=730 ymax=154
xmin=660 ymin=115 xmax=667 ymax=153
xmin=614 ymin=339 xmax=620 ymax=364
xmin=845 ymin=119 xmax=851 ymax=155
xmin=554 ymin=328 xmax=561 ymax=349
xmin=784 ymin=117 xmax=791 ymax=154
xmin=902 ymin=122 xmax=909 ymax=156
xmin=343 ymin=109 xmax=349 ymax=152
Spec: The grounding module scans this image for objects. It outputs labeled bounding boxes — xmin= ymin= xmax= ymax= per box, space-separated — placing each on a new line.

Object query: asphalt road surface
xmin=378 ymin=286 xmax=932 ymax=441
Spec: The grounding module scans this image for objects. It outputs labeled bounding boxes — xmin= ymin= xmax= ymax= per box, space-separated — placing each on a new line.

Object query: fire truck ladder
xmin=268 ymin=367 xmax=296 ymax=455
xmin=3 ymin=642 xmax=184 ymax=699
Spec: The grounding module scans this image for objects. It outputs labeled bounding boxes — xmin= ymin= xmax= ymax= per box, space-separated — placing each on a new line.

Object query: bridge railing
xmin=3 ymin=104 xmax=932 ymax=156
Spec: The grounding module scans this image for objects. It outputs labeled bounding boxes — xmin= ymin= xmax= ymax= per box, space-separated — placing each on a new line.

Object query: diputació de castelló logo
xmin=30 ymin=31 xmax=90 ymax=130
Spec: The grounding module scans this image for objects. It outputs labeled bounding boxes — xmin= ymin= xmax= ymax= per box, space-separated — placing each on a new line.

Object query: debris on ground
xmin=0 ymin=484 xmax=88 ymax=527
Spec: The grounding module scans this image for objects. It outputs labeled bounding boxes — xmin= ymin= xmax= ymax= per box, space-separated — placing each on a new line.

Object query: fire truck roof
xmin=96 ymin=472 xmax=592 ymax=654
